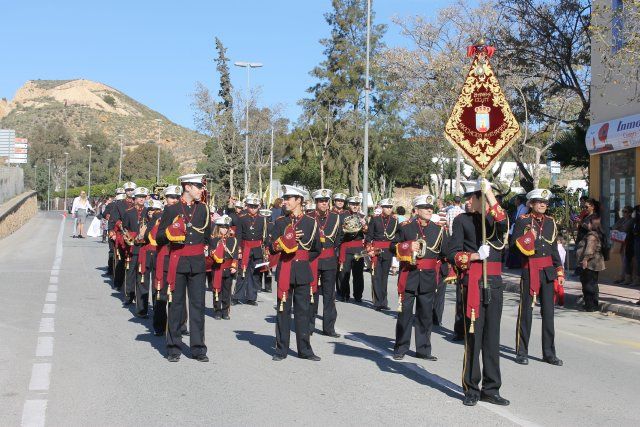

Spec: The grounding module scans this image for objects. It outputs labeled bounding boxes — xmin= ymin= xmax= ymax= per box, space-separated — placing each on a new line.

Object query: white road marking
xmin=47 ymin=285 xmax=58 ymax=293
xmin=49 ymin=276 xmax=58 ymax=284
xmin=28 ymin=363 xmax=51 ymax=391
xmin=50 ymin=269 xmax=59 ymax=276
xmin=45 ymin=293 xmax=57 ymax=302
xmin=632 ymin=352 xmax=640 ymax=356
xmin=35 ymin=337 xmax=54 ymax=357
xmin=558 ymin=330 xmax=610 ymax=346
xmin=42 ymin=304 xmax=56 ymax=314
xmin=21 ymin=400 xmax=47 ymax=427
xmin=39 ymin=318 xmax=54 ymax=333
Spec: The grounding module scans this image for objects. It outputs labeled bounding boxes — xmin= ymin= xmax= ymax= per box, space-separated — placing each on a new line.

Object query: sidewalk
xmin=501 ymin=268 xmax=640 ymax=321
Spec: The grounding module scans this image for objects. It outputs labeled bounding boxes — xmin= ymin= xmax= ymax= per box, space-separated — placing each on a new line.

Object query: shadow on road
xmin=234 ymin=330 xmax=277 ymax=357
xmin=331 ymin=340 xmax=463 ymax=400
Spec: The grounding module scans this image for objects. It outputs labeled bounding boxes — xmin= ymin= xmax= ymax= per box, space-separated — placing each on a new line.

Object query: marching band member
xmin=512 ymin=188 xmax=565 ymax=367
xmin=337 ymin=196 xmax=366 ymax=302
xmin=109 ymin=182 xmax=136 ymax=292
xmin=270 ymin=185 xmax=322 ymax=361
xmin=331 ymin=193 xmax=348 ymax=216
xmin=209 ymin=215 xmax=238 ymax=320
xmin=448 ymin=179 xmax=510 ymax=406
xmin=308 ymin=189 xmax=342 ymax=337
xmin=156 ymin=174 xmax=211 ymax=363
xmin=122 ymin=186 xmax=149 ymax=313
xmin=136 ymin=198 xmax=163 ymax=318
xmin=365 ymin=198 xmax=398 ymax=311
xmin=391 ymin=195 xmax=444 ymax=362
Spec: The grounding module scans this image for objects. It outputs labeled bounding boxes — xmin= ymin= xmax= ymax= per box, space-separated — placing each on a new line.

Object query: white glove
xmin=478 ymin=244 xmax=490 ymax=260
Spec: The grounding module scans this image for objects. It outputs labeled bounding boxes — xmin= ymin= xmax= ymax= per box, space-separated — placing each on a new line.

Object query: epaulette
xmin=400 ymin=219 xmax=412 ymax=226
xmin=519 ymin=213 xmax=530 ymax=219
xmin=238 ymin=213 xmax=247 ymax=218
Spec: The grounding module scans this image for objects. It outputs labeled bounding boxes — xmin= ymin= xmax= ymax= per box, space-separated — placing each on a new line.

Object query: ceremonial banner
xmin=444 ymin=44 xmax=520 ymax=174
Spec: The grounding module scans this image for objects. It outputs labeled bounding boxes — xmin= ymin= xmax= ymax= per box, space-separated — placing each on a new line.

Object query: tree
xmin=549 ymin=126 xmax=589 ymax=180
xmin=122 ymin=143 xmax=178 ymax=181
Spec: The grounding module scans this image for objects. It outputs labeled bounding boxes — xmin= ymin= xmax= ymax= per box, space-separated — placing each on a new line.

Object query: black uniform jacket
xmin=308 ymin=210 xmax=343 ymax=270
xmin=270 ymin=213 xmax=322 ymax=285
xmin=511 ymin=213 xmax=564 ymax=282
xmin=123 ymin=205 xmax=147 ymax=255
xmin=391 ymin=219 xmax=445 ymax=293
xmin=366 ymin=214 xmax=399 ymax=260
xmin=108 ymin=197 xmax=134 ymax=231
xmin=157 ymin=200 xmax=211 ymax=274
xmin=236 ymin=213 xmax=271 ymax=262
xmin=447 ymin=205 xmax=508 ymax=289
xmin=209 ymin=235 xmax=239 ymax=278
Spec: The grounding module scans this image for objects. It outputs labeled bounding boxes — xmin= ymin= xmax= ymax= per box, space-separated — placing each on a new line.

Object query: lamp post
xmin=46 ymin=158 xmax=51 ymax=211
xmin=234 ymin=61 xmax=263 ymax=195
xmin=86 ymin=144 xmax=93 ymax=199
xmin=118 ymin=133 xmax=124 ymax=185
xmin=362 ymin=0 xmax=371 ymax=214
xmin=154 ymin=119 xmax=162 ymax=184
xmin=64 ymin=152 xmax=69 ymax=212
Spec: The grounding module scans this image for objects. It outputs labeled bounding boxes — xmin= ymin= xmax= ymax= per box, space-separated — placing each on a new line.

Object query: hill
xmin=0 ymin=79 xmax=206 ymax=171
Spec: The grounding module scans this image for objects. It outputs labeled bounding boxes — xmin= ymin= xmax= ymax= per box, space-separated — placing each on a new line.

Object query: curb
xmin=501 ymin=274 xmax=640 ymax=321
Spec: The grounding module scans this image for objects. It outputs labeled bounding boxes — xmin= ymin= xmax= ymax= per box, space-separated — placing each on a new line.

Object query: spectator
xmin=98 ymin=196 xmax=113 ymax=243
xmin=612 ymin=205 xmax=634 ymax=285
xmin=445 ymin=196 xmax=465 ymax=232
xmin=270 ymin=198 xmax=283 ymax=222
xmin=395 ymin=206 xmax=407 ymax=223
xmin=71 ymin=191 xmax=94 ymax=238
xmin=576 ymin=217 xmax=606 ymax=311
xmin=632 ymin=205 xmax=640 ymax=286
xmin=576 ymin=198 xmax=599 ymax=246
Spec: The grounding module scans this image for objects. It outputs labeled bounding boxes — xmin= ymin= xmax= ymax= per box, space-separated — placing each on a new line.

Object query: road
xmin=1 ymin=212 xmax=639 ymax=426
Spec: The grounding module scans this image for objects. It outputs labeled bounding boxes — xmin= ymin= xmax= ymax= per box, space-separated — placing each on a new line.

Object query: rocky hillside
xmin=0 ymin=79 xmax=206 ymax=171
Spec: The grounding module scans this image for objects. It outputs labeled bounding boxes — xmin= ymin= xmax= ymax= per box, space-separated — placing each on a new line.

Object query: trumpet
xmin=411 ymin=238 xmax=427 ymax=265
xmin=123 ymin=230 xmax=136 ymax=246
xmin=353 ymin=248 xmax=382 ymax=261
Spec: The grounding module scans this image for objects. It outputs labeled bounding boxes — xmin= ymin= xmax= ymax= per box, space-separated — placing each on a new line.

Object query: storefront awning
xmin=586 ymin=112 xmax=640 ymax=154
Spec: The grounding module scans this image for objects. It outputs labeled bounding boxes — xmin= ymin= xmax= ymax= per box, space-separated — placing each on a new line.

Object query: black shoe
xmin=72 ymin=235 xmax=77 ymax=238
xmin=415 ymin=354 xmax=438 ymax=361
xmin=354 ymin=298 xmax=362 ymax=303
xmin=392 ymin=353 xmax=405 ymax=360
xmin=214 ymin=313 xmax=222 ymax=320
xmin=480 ymin=393 xmax=510 ymax=406
xmin=246 ymin=300 xmax=258 ymax=306
xmin=231 ymin=299 xmax=241 ymax=306
xmin=463 ymin=395 xmax=479 ymax=406
xmin=262 ymin=288 xmax=272 ymax=293
xmin=272 ymin=354 xmax=287 ymax=361
xmin=544 ymin=356 xmax=563 ymax=366
xmin=515 ymin=355 xmax=529 ymax=365
xmin=136 ymin=313 xmax=148 ymax=319
xmin=153 ymin=330 xmax=164 ymax=337
xmin=195 ymin=354 xmax=209 ymax=362
xmin=123 ymin=300 xmax=133 ymax=306
xmin=299 ymin=354 xmax=321 ymax=361
xmin=323 ymin=331 xmax=341 ymax=338
xmin=222 ymin=314 xmax=230 ymax=320
xmin=167 ymin=354 xmax=180 ymax=362
xmin=451 ymin=334 xmax=464 ymax=342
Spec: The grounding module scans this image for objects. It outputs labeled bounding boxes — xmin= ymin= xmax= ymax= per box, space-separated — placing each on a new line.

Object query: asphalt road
xmin=1 ymin=212 xmax=639 ymax=426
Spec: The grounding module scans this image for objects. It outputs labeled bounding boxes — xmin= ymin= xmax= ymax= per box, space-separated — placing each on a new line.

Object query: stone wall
xmin=0 ymin=166 xmax=24 ymax=205
xmin=0 ymin=191 xmax=38 ymax=240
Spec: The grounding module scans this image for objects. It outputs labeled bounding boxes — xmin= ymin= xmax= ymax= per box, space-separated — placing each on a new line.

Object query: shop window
xmin=601 ymin=149 xmax=635 ymax=234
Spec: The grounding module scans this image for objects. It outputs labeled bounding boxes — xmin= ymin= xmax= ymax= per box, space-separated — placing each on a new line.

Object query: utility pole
xmin=46 ymin=158 xmax=51 ymax=211
xmin=118 ymin=133 xmax=124 ymax=185
xmin=87 ymin=145 xmax=93 ymax=199
xmin=362 ymin=0 xmax=372 ymax=213
xmin=64 ymin=152 xmax=69 ymax=211
xmin=155 ymin=119 xmax=162 ymax=183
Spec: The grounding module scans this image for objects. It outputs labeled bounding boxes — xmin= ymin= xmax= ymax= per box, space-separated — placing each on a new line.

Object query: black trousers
xmin=372 ymin=256 xmax=392 ymax=308
xmin=339 ymin=254 xmax=364 ymax=301
xmin=432 ymin=280 xmax=446 ymax=325
xmin=580 ymin=269 xmax=600 ymax=311
xmin=107 ymin=239 xmax=114 ymax=275
xmin=152 ymin=283 xmax=168 ymax=335
xmin=516 ymin=275 xmax=557 ymax=359
xmin=394 ymin=290 xmax=435 ymax=357
xmin=213 ymin=275 xmax=233 ymax=315
xmin=125 ymin=254 xmax=138 ymax=301
xmin=233 ymin=259 xmax=260 ymax=302
xmin=454 ymin=280 xmax=465 ymax=337
xmin=114 ymin=246 xmax=126 ymax=289
xmin=259 ymin=270 xmax=272 ymax=292
xmin=310 ymin=268 xmax=338 ymax=334
xmin=134 ymin=260 xmax=153 ymax=316
xmin=462 ymin=285 xmax=503 ymax=398
xmin=276 ymin=283 xmax=314 ymax=358
xmin=167 ymin=271 xmax=207 ymax=357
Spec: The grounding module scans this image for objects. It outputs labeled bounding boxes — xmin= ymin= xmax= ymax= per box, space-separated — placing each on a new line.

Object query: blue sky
xmin=1 ymin=0 xmax=465 ymax=130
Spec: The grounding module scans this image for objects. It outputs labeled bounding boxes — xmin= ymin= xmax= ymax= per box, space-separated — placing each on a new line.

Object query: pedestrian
xmin=612 ymin=206 xmax=634 ymax=285
xmin=512 ymin=188 xmax=565 ymax=367
xmin=391 ymin=194 xmax=444 ymax=362
xmin=271 ymin=184 xmax=322 ymax=361
xmin=71 ymin=190 xmax=94 ymax=238
xmin=270 ymin=198 xmax=283 ymax=222
xmin=632 ymin=205 xmax=640 ymax=286
xmin=575 ymin=198 xmax=599 ymax=276
xmin=156 ymin=174 xmax=211 ymax=363
xmin=445 ymin=196 xmax=465 ymax=231
xmin=576 ymin=217 xmax=605 ymax=312
xmin=447 ymin=179 xmax=510 ymax=407
xmin=208 ymin=215 xmax=238 ymax=320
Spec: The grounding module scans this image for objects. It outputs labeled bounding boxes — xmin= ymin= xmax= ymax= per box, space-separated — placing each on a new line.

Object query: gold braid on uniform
xmin=297 ymin=220 xmax=318 ymax=251
xmin=487 ymin=216 xmax=509 ymax=250
xmin=425 ymin=226 xmax=444 ymax=254
xmin=384 ymin=217 xmax=398 ymax=240
xmin=191 ymin=203 xmax=210 ymax=234
xmin=225 ymin=238 xmax=238 ymax=257
xmin=540 ymin=218 xmax=557 ymax=245
xmin=322 ymin=214 xmax=340 ymax=241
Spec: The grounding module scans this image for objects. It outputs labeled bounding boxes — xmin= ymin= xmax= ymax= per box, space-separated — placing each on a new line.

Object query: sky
xmin=1 ymin=0 xmax=470 ymax=131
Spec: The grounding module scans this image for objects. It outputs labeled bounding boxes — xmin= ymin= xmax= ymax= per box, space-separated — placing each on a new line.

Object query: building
xmin=588 ymin=0 xmax=640 ymax=279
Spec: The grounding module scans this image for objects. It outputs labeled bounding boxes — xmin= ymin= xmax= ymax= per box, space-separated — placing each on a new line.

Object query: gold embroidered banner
xmin=444 ymin=44 xmax=520 ymax=175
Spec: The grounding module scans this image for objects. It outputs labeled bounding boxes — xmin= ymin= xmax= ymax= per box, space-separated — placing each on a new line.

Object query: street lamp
xmin=118 ymin=133 xmax=124 ymax=185
xmin=86 ymin=144 xmax=92 ymax=199
xmin=155 ymin=119 xmax=162 ymax=183
xmin=64 ymin=152 xmax=69 ymax=212
xmin=46 ymin=158 xmax=51 ymax=211
xmin=234 ymin=61 xmax=263 ymax=194
xmin=362 ymin=0 xmax=371 ymax=214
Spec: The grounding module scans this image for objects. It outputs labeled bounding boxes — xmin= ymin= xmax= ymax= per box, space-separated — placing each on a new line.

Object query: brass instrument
xmin=411 ymin=238 xmax=427 ymax=265
xmin=259 ymin=209 xmax=272 ymax=218
xmin=343 ymin=214 xmax=363 ymax=233
xmin=123 ymin=230 xmax=136 ymax=246
xmin=353 ymin=248 xmax=381 ymax=261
